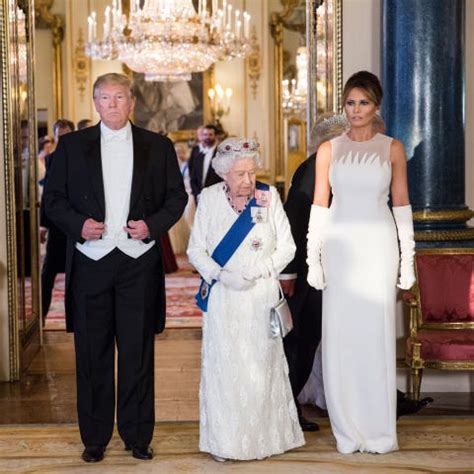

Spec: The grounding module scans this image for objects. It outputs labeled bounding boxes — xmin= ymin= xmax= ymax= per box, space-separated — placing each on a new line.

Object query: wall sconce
xmin=208 ymin=83 xmax=233 ymax=127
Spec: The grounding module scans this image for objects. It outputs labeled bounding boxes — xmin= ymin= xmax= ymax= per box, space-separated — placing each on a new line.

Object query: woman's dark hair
xmin=342 ymin=71 xmax=383 ymax=106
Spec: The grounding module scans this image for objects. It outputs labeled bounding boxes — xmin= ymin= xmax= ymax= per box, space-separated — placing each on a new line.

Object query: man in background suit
xmin=43 ymin=73 xmax=187 ymax=463
xmin=188 ymin=124 xmax=222 ymax=203
xmin=281 ymin=152 xmax=321 ymax=432
xmin=40 ymin=119 xmax=75 ymax=324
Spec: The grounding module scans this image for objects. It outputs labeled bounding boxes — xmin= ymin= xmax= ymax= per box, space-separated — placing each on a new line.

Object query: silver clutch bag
xmin=270 ymin=284 xmax=293 ymax=338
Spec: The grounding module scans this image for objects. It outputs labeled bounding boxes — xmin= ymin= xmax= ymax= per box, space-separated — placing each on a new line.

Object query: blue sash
xmin=195 ymin=181 xmax=270 ymax=311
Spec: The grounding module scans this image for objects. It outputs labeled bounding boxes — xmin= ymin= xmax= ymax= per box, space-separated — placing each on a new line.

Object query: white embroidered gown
xmin=187 ymin=183 xmax=305 ymax=460
xmin=322 ymin=133 xmax=399 ymax=454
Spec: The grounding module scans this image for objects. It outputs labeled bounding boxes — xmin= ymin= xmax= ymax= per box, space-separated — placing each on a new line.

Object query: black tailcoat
xmin=283 ymin=153 xmax=322 ymax=337
xmin=43 ymin=122 xmax=188 ymax=333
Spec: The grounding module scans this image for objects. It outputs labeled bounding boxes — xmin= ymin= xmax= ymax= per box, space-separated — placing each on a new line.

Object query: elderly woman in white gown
xmin=187 ymin=138 xmax=305 ymax=462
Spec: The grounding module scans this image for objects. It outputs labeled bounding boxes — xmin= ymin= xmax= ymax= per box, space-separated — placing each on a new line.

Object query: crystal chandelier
xmin=282 ymin=46 xmax=308 ymax=116
xmin=86 ymin=0 xmax=252 ymax=82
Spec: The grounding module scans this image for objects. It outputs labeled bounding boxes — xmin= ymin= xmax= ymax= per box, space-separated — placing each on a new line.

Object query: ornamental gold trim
xmin=416 ymin=247 xmax=474 ymax=256
xmin=74 ymin=28 xmax=89 ymax=102
xmin=1 ymin=0 xmax=20 ymax=381
xmin=415 ymin=228 xmax=474 ymax=241
xmin=246 ymin=26 xmax=261 ymax=100
xmin=413 ymin=209 xmax=474 ymax=222
xmin=168 ymin=130 xmax=196 ymax=143
xmin=424 ymin=360 xmax=474 ymax=370
xmin=333 ymin=0 xmax=343 ymax=113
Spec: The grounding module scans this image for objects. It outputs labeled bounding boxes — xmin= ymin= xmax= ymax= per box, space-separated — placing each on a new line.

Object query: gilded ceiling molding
xmin=246 ymin=26 xmax=261 ymax=100
xmin=35 ymin=0 xmax=64 ymax=117
xmin=74 ymin=28 xmax=89 ymax=102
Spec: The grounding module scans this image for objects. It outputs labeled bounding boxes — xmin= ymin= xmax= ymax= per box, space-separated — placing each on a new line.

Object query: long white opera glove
xmin=306 ymin=205 xmax=330 ymax=290
xmin=393 ymin=205 xmax=416 ymax=290
xmin=219 ymin=269 xmax=255 ymax=291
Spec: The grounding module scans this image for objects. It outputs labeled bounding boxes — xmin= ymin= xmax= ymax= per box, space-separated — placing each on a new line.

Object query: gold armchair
xmin=403 ymin=248 xmax=474 ymax=400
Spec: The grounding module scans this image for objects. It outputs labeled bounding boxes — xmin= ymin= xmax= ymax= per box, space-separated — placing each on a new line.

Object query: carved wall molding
xmin=74 ymin=27 xmax=89 ymax=102
xmin=34 ymin=0 xmax=64 ymax=117
xmin=246 ymin=26 xmax=261 ymax=100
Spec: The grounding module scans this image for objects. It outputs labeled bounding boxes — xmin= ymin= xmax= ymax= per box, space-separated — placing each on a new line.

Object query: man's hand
xmin=280 ymin=279 xmax=296 ymax=298
xmin=81 ymin=218 xmax=105 ymax=240
xmin=124 ymin=220 xmax=150 ymax=240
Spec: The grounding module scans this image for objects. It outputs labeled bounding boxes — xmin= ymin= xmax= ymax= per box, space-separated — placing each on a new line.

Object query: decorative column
xmin=382 ymin=0 xmax=474 ymax=246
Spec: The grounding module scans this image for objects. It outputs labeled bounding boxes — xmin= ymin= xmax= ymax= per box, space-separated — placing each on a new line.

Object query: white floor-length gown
xmin=187 ymin=183 xmax=305 ymax=460
xmin=322 ymin=132 xmax=399 ymax=454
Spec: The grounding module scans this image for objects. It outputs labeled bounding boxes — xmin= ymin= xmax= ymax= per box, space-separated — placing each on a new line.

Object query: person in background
xmin=280 ymin=113 xmax=349 ymax=432
xmin=169 ymin=143 xmax=196 ymax=255
xmin=187 ymin=137 xmax=304 ymax=462
xmin=188 ymin=124 xmax=222 ymax=203
xmin=37 ymin=135 xmax=53 ymax=188
xmin=40 ymin=119 xmax=75 ymax=324
xmin=195 ymin=125 xmax=205 ymax=147
xmin=77 ymin=118 xmax=93 ymax=130
xmin=43 ymin=73 xmax=187 ymax=463
xmin=294 ymin=114 xmax=433 ymax=419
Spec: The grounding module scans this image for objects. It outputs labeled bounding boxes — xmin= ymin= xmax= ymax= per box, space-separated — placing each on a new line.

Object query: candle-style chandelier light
xmin=282 ymin=46 xmax=308 ymax=116
xmin=86 ymin=0 xmax=252 ymax=82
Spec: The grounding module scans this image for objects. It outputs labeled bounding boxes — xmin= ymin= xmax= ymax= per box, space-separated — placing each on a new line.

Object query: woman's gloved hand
xmin=219 ymin=269 xmax=255 ymax=291
xmin=306 ymin=205 xmax=330 ymax=290
xmin=393 ymin=205 xmax=416 ymax=290
xmin=241 ymin=260 xmax=274 ymax=281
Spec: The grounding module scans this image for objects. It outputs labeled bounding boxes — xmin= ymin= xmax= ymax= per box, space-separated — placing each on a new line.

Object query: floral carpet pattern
xmin=0 ymin=419 xmax=473 ymax=473
xmin=44 ymin=255 xmax=202 ymax=330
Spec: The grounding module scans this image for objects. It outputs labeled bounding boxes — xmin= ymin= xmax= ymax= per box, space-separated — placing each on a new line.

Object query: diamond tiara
xmin=217 ymin=138 xmax=260 ymax=155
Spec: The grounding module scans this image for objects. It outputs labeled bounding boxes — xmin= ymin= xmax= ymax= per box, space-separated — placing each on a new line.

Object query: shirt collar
xmin=100 ymin=121 xmax=132 ymax=143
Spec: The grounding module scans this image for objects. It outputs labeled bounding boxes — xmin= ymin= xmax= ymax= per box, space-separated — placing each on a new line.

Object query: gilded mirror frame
xmin=1 ymin=0 xmax=41 ymax=381
xmin=1 ymin=0 xmax=20 ymax=380
xmin=270 ymin=0 xmax=343 ymax=194
xmin=307 ymin=0 xmax=343 ymax=150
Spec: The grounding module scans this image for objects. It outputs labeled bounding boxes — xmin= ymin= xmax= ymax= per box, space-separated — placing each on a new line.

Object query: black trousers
xmin=283 ymin=286 xmax=322 ymax=417
xmin=41 ymin=224 xmax=67 ymax=318
xmin=72 ymin=247 xmax=159 ymax=448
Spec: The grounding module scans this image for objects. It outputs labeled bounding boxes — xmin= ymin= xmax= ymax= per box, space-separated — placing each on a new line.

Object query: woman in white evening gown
xmin=187 ymin=138 xmax=305 ymax=462
xmin=306 ymin=71 xmax=416 ymax=454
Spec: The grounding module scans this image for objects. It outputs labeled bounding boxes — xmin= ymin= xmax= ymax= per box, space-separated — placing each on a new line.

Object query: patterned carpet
xmin=44 ymin=255 xmax=202 ymax=330
xmin=0 ymin=419 xmax=472 ymax=473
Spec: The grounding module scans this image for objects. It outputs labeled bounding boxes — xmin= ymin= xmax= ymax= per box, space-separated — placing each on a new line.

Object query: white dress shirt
xmin=76 ymin=122 xmax=155 ymax=261
xmin=201 ymin=145 xmax=217 ymax=186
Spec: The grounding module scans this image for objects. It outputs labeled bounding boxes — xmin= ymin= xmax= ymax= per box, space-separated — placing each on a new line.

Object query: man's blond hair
xmin=92 ymin=73 xmax=133 ymax=98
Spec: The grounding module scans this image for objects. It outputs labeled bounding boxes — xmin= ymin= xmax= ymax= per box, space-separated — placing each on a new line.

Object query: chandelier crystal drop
xmin=86 ymin=0 xmax=252 ymax=82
